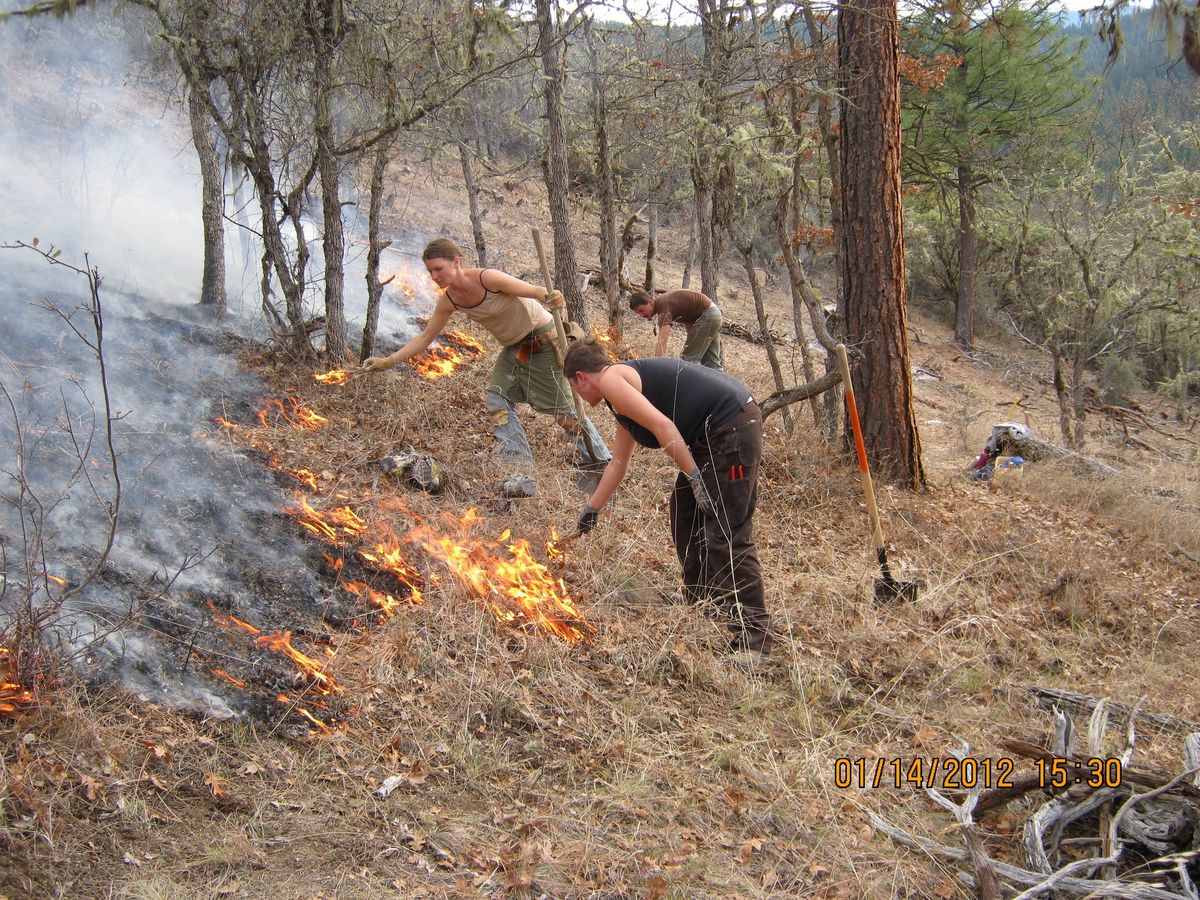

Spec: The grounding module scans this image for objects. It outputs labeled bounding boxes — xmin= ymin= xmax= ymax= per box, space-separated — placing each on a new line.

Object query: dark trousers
xmin=669 ymin=401 xmax=771 ymax=653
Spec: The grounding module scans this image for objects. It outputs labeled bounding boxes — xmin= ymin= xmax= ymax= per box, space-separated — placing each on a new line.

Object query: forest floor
xmin=2 ymin=151 xmax=1199 ymax=900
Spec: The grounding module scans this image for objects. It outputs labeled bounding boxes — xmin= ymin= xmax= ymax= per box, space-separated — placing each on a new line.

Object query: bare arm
xmin=479 ymin=268 xmax=563 ymax=309
xmin=363 ymin=294 xmax=453 ymax=371
xmin=654 ymin=317 xmax=672 ymax=356
xmin=586 ymin=426 xmax=635 ymax=512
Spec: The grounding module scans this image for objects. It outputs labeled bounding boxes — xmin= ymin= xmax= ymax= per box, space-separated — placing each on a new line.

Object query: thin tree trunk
xmin=774 ymin=193 xmax=825 ymax=431
xmin=188 ymin=84 xmax=226 ymax=315
xmin=536 ymin=0 xmax=586 ymax=325
xmin=694 ymin=176 xmax=717 ymax=298
xmin=682 ymin=211 xmax=697 ymax=290
xmin=1052 ymin=346 xmax=1075 ymax=447
xmin=644 ymin=200 xmax=657 ymax=298
xmin=309 ymin=0 xmax=346 ymax=363
xmin=955 ymin=162 xmax=977 ymax=349
xmin=587 ymin=20 xmax=620 ymax=334
xmin=838 ymin=0 xmax=924 ymax=487
xmin=362 ymin=140 xmax=391 ymax=361
xmin=738 ymin=241 xmax=793 ymax=432
xmin=459 ymin=143 xmax=487 ymax=268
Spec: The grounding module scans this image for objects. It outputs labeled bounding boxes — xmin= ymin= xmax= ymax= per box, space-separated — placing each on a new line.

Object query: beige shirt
xmin=445 ymin=286 xmax=550 ymax=346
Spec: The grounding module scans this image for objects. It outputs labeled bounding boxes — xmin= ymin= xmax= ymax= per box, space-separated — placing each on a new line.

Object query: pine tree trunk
xmin=838 ymin=0 xmax=925 ymax=487
xmin=535 ymin=0 xmax=586 ymax=325
xmin=459 ymin=143 xmax=487 ymax=268
xmin=955 ymin=162 xmax=977 ymax=349
xmin=188 ymin=85 xmax=226 ymax=315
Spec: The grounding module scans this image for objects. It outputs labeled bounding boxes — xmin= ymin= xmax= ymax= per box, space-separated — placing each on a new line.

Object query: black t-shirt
xmin=607 ymin=358 xmax=751 ymax=449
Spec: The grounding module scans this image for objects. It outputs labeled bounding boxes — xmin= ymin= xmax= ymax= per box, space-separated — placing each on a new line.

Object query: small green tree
xmin=902 ymin=0 xmax=1091 ymax=349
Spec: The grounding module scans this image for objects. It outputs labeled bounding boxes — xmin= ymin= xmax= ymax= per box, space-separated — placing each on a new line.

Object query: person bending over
xmin=563 ymin=339 xmax=771 ymax=667
xmin=629 ymin=288 xmax=724 ymax=370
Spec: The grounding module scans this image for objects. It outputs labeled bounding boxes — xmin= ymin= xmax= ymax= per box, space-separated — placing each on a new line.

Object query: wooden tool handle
xmin=835 ymin=343 xmax=886 ymax=553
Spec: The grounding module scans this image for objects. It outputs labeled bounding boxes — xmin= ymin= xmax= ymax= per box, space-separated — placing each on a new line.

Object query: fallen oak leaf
xmin=203 ymin=772 xmax=228 ymax=797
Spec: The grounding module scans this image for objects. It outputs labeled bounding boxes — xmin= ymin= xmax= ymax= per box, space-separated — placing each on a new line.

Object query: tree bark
xmin=535 ymin=0 xmax=587 ymax=325
xmin=838 ymin=0 xmax=925 ymax=487
xmin=681 ymin=210 xmax=697 ymax=290
xmin=587 ymin=20 xmax=621 ymax=334
xmin=694 ymin=177 xmax=717 ymax=298
xmin=738 ymin=241 xmax=792 ymax=432
xmin=188 ymin=83 xmax=226 ymax=315
xmin=955 ymin=162 xmax=977 ymax=349
xmin=644 ymin=200 xmax=657 ymax=298
xmin=459 ymin=143 xmax=488 ymax=268
xmin=362 ymin=139 xmax=390 ymax=362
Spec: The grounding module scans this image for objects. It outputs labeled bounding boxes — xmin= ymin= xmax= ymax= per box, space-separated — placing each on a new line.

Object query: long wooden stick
xmin=532 ymin=227 xmax=598 ymax=463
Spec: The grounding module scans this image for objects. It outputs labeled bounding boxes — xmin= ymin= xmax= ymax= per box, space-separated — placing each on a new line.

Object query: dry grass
xmin=3 ymin=164 xmax=1199 ymax=899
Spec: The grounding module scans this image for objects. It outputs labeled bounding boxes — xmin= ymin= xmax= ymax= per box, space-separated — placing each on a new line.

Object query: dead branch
xmin=999 ymin=738 xmax=1200 ymax=802
xmin=761 ymin=369 xmax=843 ymax=419
xmin=1023 ymin=686 xmax=1200 ymax=736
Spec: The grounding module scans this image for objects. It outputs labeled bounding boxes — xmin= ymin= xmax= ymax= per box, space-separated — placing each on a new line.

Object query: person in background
xmin=363 ymin=239 xmax=610 ymax=485
xmin=629 ymin=287 xmax=724 ymax=370
xmin=562 ymin=339 xmax=772 ymax=669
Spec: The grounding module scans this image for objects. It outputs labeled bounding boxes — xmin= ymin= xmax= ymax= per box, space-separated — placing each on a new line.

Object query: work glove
xmin=577 ymin=503 xmax=600 ymax=534
xmin=361 ymin=355 xmax=394 ymax=372
xmin=686 ymin=469 xmax=718 ymax=519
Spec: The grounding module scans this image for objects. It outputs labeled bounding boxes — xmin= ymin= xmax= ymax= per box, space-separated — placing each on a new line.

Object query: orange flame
xmin=256 ymin=397 xmax=329 ymax=430
xmin=46 ymin=573 xmax=67 ymax=586
xmin=210 ymin=668 xmax=247 ymax=689
xmin=313 ymin=369 xmax=351 ymax=385
xmin=286 ymin=494 xmax=369 ymax=543
xmin=0 ymin=646 xmax=36 ymax=717
xmin=409 ymin=330 xmax=486 ymax=380
xmin=592 ymin=327 xmax=622 ymax=362
xmin=407 ymin=511 xmax=592 ymax=643
xmin=214 ymin=417 xmax=240 ymax=429
xmin=255 ymin=631 xmax=339 ymax=695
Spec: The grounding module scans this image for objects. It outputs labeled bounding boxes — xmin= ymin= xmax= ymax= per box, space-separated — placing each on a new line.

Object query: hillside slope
xmin=3 ymin=151 xmax=1199 ymax=900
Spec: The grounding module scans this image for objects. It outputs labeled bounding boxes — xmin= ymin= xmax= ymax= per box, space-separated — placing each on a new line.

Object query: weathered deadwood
xmin=1024 ymin=687 xmax=1200 ymax=736
xmin=761 ymin=369 xmax=843 ymax=419
xmin=926 ymin=775 xmax=1002 ymax=900
xmin=999 ymin=738 xmax=1200 ymax=802
xmin=995 ymin=433 xmax=1120 ymax=477
xmin=720 ymin=318 xmax=792 ymax=346
xmin=867 ymin=810 xmax=1182 ymax=899
xmin=1013 ymin=769 xmax=1200 ymax=900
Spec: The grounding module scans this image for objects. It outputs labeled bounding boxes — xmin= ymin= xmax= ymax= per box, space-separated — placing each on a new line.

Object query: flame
xmin=210 ymin=668 xmax=247 ymax=689
xmin=409 ymin=330 xmax=486 ymax=380
xmin=287 ymin=493 xmax=369 ymax=542
xmin=592 ymin=326 xmax=622 ymax=362
xmin=256 ymin=397 xmax=329 ymax=430
xmin=255 ymin=631 xmax=339 ymax=695
xmin=46 ymin=573 xmax=67 ymax=586
xmin=0 ymin=646 xmax=36 ymax=717
xmin=214 ymin=417 xmax=240 ymax=429
xmin=408 ymin=511 xmax=592 ymax=643
xmin=277 ymin=694 xmax=331 ymax=734
xmin=313 ymin=369 xmax=351 ymax=385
